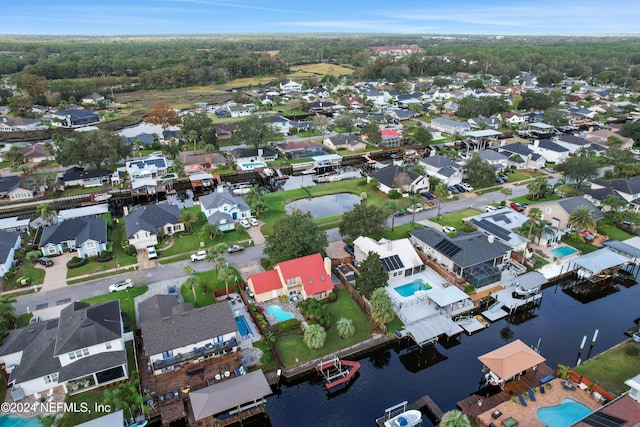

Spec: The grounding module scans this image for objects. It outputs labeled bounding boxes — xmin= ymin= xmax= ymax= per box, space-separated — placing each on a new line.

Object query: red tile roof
xmin=381 ymin=129 xmax=402 ymax=137
xmin=275 ymin=253 xmax=333 ymax=296
xmin=248 ymin=270 xmax=282 ymax=295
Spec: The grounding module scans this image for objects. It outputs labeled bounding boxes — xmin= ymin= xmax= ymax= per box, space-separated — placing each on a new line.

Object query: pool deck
xmin=257 ymin=297 xmax=304 ymax=326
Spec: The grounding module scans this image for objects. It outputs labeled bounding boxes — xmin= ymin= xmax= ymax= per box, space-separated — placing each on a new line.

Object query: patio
xmin=257 ymin=297 xmax=304 ymax=326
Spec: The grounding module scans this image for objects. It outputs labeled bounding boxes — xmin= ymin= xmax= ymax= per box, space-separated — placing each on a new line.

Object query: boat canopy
xmin=478 ymin=339 xmax=546 ymax=381
xmin=568 ymin=248 xmax=629 ymax=274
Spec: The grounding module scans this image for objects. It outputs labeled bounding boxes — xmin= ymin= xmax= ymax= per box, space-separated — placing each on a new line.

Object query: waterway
xmin=258 ymin=271 xmax=640 ymax=427
xmin=284 ymin=193 xmax=361 ymax=218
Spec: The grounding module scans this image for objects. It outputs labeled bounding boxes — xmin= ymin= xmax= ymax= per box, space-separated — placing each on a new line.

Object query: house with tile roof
xmin=410 ymin=227 xmax=512 ymax=289
xmin=124 ymin=204 xmax=184 ymax=251
xmin=368 ymin=165 xmax=428 ymax=195
xmin=419 ymin=155 xmax=463 ymax=186
xmin=20 ymin=143 xmax=53 ymax=164
xmin=39 ymin=218 xmax=108 ymax=258
xmin=247 ymin=253 xmax=333 ymax=303
xmin=524 ymin=196 xmax=604 ymax=231
xmin=138 ymin=295 xmax=238 ymax=376
xmin=0 ymin=231 xmax=21 ymax=277
xmin=353 ymin=237 xmax=423 ymax=280
xmin=199 ymin=188 xmax=251 ymax=231
xmin=0 ymin=300 xmax=128 ymax=397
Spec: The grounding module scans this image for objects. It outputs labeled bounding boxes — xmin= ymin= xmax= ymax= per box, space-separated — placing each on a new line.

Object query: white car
xmin=146 ymin=246 xmax=158 ymax=259
xmin=239 ymin=219 xmax=251 ymax=228
xmin=442 ymin=226 xmax=456 ymax=234
xmin=406 ymin=204 xmax=423 ymax=214
xmin=248 ymin=217 xmax=259 ymax=226
xmin=459 ymin=182 xmax=474 ymax=192
xmin=485 ymin=205 xmax=499 ymax=212
xmin=109 ymin=279 xmax=133 ymax=293
xmin=191 ymin=250 xmax=207 ymax=261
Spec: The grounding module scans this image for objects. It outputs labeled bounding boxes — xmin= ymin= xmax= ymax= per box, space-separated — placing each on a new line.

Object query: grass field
xmin=598 ymin=224 xmax=633 ymax=241
xmin=574 ymin=341 xmax=640 ymax=395
xmin=431 ymin=208 xmax=483 ymax=228
xmin=6 ymin=261 xmax=45 ymax=291
xmin=116 ymin=86 xmax=231 ymax=109
xmin=289 ymin=63 xmax=354 ymax=76
xmin=510 ymin=194 xmax=562 ymax=205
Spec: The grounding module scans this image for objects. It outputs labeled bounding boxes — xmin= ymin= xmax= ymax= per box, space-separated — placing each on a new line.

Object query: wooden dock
xmin=375 ymin=394 xmax=444 ymax=427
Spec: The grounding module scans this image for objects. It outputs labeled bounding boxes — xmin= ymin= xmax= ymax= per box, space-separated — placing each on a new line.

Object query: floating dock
xmin=482 ymin=301 xmax=508 ymax=321
xmin=455 ymin=315 xmax=488 ymax=334
xmin=375 ymin=395 xmax=444 ymax=427
xmin=316 ymin=357 xmax=361 ymax=390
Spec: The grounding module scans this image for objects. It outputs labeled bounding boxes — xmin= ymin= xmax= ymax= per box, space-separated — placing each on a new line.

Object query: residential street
xmin=13 ymin=176 xmax=557 ymax=316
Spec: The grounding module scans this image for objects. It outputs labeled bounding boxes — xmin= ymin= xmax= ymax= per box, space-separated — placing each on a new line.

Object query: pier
xmin=374 ymin=394 xmax=444 ymax=427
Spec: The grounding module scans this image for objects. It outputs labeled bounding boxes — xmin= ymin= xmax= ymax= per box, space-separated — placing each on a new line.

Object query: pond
xmin=284 ymin=193 xmax=361 ymax=218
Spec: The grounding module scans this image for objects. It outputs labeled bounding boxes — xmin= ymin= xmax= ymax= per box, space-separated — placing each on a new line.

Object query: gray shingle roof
xmin=410 ymin=227 xmax=511 ymax=268
xmin=499 ymin=143 xmax=533 ymax=156
xmin=370 ymin=165 xmax=422 ymax=189
xmin=592 ymin=176 xmax=640 ymax=196
xmin=199 ymin=189 xmax=250 ymax=212
xmin=0 ymin=231 xmax=19 ymax=264
xmin=58 ymin=349 xmax=126 ymax=382
xmin=54 ymin=301 xmax=123 ymax=356
xmin=556 ymin=134 xmax=590 ymax=146
xmin=420 ymin=155 xmax=461 ymax=169
xmin=537 ymin=139 xmax=570 ymax=153
xmin=39 ymin=218 xmax=107 ymax=248
xmin=230 ymin=147 xmax=277 ymax=159
xmin=8 ymin=321 xmax=61 ymax=384
xmin=0 ymin=176 xmax=20 ymax=194
xmin=479 ymin=149 xmax=508 ymax=162
xmin=139 ymin=297 xmax=238 ymax=356
xmin=557 ymin=196 xmax=604 ymax=220
xmin=124 ymin=204 xmax=181 ymax=239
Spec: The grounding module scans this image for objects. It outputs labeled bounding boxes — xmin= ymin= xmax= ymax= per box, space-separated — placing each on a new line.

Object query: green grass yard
xmin=598 ymin=225 xmax=633 ymax=241
xmin=574 ymin=341 xmax=640 ymax=395
xmin=431 ymin=208 xmax=482 ymax=228
xmin=510 ymin=194 xmax=561 ymax=205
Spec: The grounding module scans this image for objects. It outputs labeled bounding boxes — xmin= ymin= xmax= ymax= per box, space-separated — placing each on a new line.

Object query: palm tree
xmin=0 ymin=296 xmax=16 ymax=335
xmin=37 ymin=203 xmax=54 ymax=225
xmin=336 ymin=317 xmax=355 ymax=339
xmin=205 ymin=247 xmax=227 ymax=272
xmin=439 ymin=410 xmax=471 ymax=427
xmin=245 ymin=185 xmax=267 ymax=217
xmin=601 ymin=194 xmax=626 ymax=215
xmin=188 ymin=130 xmax=198 ymax=153
xmin=385 ymin=200 xmax=400 ymax=231
xmin=407 ymin=193 xmax=421 ymax=225
xmin=183 ymin=275 xmax=200 ymax=304
xmin=199 ymin=222 xmax=222 ymax=242
xmin=523 ymin=207 xmax=542 ymax=257
xmin=182 ymin=265 xmax=194 ymax=276
xmin=303 ymin=324 xmax=327 ymax=350
xmin=554 ymin=177 xmax=567 ymax=197
xmin=179 ymin=209 xmax=199 ymax=235
xmin=370 ymin=288 xmax=395 ymax=324
xmin=217 ymin=266 xmax=237 ymax=298
xmin=568 ymin=206 xmax=597 ymax=232
xmin=433 ymin=182 xmax=448 ymax=220
xmin=500 ymin=186 xmax=512 ymax=203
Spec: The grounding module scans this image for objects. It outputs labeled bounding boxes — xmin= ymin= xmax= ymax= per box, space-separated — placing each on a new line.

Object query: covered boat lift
xmin=478 ymin=339 xmax=546 ymax=387
xmin=403 ymin=313 xmax=463 ymax=347
xmin=603 ymin=239 xmax=640 ymax=264
xmin=567 ymin=248 xmax=630 ymax=282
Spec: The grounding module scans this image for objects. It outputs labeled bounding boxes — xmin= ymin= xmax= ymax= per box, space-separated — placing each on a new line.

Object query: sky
xmin=3 ymin=0 xmax=640 ymax=36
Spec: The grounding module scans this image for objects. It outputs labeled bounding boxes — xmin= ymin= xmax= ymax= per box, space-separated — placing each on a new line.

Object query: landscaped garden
xmin=180 ymin=267 xmax=243 ymax=307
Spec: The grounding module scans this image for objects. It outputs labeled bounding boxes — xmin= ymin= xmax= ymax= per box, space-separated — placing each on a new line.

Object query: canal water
xmin=259 ymin=272 xmax=640 ymax=427
xmin=284 ymin=193 xmax=361 ymax=218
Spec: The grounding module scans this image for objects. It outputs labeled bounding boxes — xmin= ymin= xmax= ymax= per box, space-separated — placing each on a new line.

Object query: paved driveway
xmin=245 ymin=222 xmax=265 ymax=245
xmin=38 ymin=252 xmax=73 ymax=292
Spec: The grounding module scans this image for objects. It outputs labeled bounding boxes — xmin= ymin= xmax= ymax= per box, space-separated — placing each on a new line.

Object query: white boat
xmin=383 ymin=409 xmax=422 ymax=427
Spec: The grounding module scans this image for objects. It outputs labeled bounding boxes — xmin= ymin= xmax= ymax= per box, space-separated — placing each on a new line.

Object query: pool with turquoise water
xmin=0 ymin=415 xmax=42 ymax=427
xmin=267 ymin=305 xmax=294 ymax=322
xmin=537 ymin=397 xmax=591 ymax=427
xmin=235 ymin=315 xmax=253 ymax=339
xmin=550 ymin=245 xmax=579 ymax=258
xmin=394 ymin=279 xmax=432 ymax=297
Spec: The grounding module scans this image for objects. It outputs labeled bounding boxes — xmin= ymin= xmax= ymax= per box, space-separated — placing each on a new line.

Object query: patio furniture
xmin=224 ymin=371 xmax=230 ymax=377
xmin=47 ymin=396 xmax=55 ymax=403
xmin=517 ymin=394 xmax=527 ymax=406
xmin=539 ymin=385 xmax=545 ymax=394
xmin=562 ymin=381 xmax=576 ymax=390
xmin=491 ymin=410 xmax=502 ymax=419
xmin=34 ymin=392 xmax=42 ymax=400
xmin=502 ymin=417 xmax=518 ymax=427
xmin=47 ymin=388 xmax=54 ymax=397
xmin=215 ymin=374 xmax=221 ymax=381
xmin=528 ymin=389 xmax=536 ymax=401
xmin=540 ymin=374 xmax=555 ymax=384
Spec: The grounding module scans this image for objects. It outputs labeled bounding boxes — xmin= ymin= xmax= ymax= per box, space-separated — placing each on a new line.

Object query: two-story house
xmin=125 ymin=155 xmax=169 ymax=180
xmin=0 ymin=301 xmax=127 ymax=397
xmin=124 ymin=204 xmax=184 ymax=251
xmin=39 ymin=218 xmax=108 ymax=258
xmin=529 ymin=139 xmax=570 ymax=164
xmin=279 ymin=80 xmax=302 ymax=92
xmin=585 ymin=177 xmax=640 ymax=213
xmin=477 ymin=150 xmax=509 ymax=172
xmin=419 ymin=155 xmax=463 ymax=186
xmin=368 ymin=165 xmax=428 ymax=195
xmin=247 ymin=253 xmax=333 ymax=303
xmin=0 ymin=231 xmax=21 ymax=277
xmin=139 ymin=295 xmax=238 ymax=376
xmin=430 ymin=117 xmax=471 ymax=136
xmin=497 ymin=141 xmax=546 ymax=170
xmin=554 ymin=134 xmax=592 ymax=154
xmin=524 ymin=196 xmax=604 ymax=231
xmin=353 ymin=237 xmax=423 ymax=280
xmin=268 ymin=116 xmax=292 ymax=135
xmin=199 ymin=188 xmax=251 ymax=231
xmin=51 ymin=109 xmax=100 ymax=128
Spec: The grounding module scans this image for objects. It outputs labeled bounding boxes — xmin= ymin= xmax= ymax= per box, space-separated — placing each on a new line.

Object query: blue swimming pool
xmin=550 ymin=245 xmax=579 ymax=258
xmin=0 ymin=415 xmax=42 ymax=427
xmin=267 ymin=305 xmax=294 ymax=322
xmin=234 ymin=315 xmax=253 ymax=339
xmin=240 ymin=162 xmax=267 ymax=171
xmin=394 ymin=279 xmax=432 ymax=297
xmin=537 ymin=397 xmax=591 ymax=427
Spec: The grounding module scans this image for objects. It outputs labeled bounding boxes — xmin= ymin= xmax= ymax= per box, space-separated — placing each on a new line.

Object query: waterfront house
xmin=410 ymin=227 xmax=511 ymax=289
xmin=0 ymin=117 xmax=43 ymax=132
xmin=0 ymin=301 xmax=128 ymax=398
xmin=462 ymin=209 xmax=529 ymax=252
xmin=230 ymin=148 xmax=278 ymax=165
xmin=138 ymin=295 xmax=238 ymax=376
xmin=51 ymin=109 xmax=100 ymax=128
xmin=586 ymin=176 xmax=640 ymax=212
xmin=125 ymin=155 xmax=169 ymax=180
xmin=0 ymin=176 xmax=34 ymax=201
xmin=39 ymin=218 xmax=107 ymax=258
xmin=524 ymin=196 xmax=603 ymax=231
xmin=419 ymin=155 xmax=463 ymax=186
xmin=323 ymin=134 xmax=367 ymax=152
xmin=529 ymin=139 xmax=570 ymax=164
xmin=368 ymin=165 xmax=428 ymax=195
xmin=0 ymin=231 xmax=21 ymax=277
xmin=199 ymin=188 xmax=251 ymax=231
xmin=124 ymin=204 xmax=184 ymax=251
xmin=353 ymin=237 xmax=423 ymax=280
xmin=247 ymin=253 xmax=333 ymax=302
xmin=276 ymin=140 xmax=330 ymax=159
xmin=60 ymin=167 xmax=114 ymax=188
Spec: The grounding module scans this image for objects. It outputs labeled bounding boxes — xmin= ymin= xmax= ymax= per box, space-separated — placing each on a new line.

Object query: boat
xmin=127 ymin=420 xmax=148 ymax=427
xmin=92 ymin=192 xmax=112 ymax=202
xmin=383 ymin=409 xmax=422 ymax=427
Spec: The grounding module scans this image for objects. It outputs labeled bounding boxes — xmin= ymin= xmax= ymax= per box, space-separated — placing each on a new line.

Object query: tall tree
xmin=526 ymin=176 xmax=550 ymax=201
xmin=339 ymin=202 xmax=389 ymax=240
xmin=179 ymin=209 xmax=199 ymax=235
xmin=568 ymin=206 xmax=597 ymax=231
xmin=362 ymin=123 xmax=382 ymax=146
xmin=245 ymin=185 xmax=267 ymax=218
xmin=433 ymin=182 xmax=448 ymax=219
xmin=182 ymin=112 xmax=217 ymax=150
xmin=183 ymin=275 xmax=200 ymax=306
xmin=303 ymin=324 xmax=327 ymax=350
xmin=312 ymin=114 xmax=329 ymax=134
xmin=264 ymin=210 xmax=328 ymax=265
xmin=199 ymin=222 xmax=222 ymax=242
xmin=37 ymin=203 xmax=55 ymax=225
xmin=336 ymin=317 xmax=355 ymax=339
xmin=54 ymin=129 xmax=132 ymax=168
xmin=408 ymin=193 xmax=422 ymax=224
xmin=523 ymin=207 xmax=542 ymax=257
xmin=0 ymin=296 xmax=16 ymax=342
xmin=465 ymin=152 xmax=496 ymax=187
xmin=144 ymin=100 xmax=182 ymax=129
xmin=370 ymin=288 xmax=395 ymax=324
xmin=5 ymin=146 xmax=24 ymax=166
xmin=231 ymin=116 xmax=280 ymax=149
xmin=335 ymin=112 xmax=356 ymax=135
xmin=499 ymin=186 xmax=512 ymax=203
xmin=555 ymin=156 xmax=600 ymax=188
xmin=439 ymin=410 xmax=471 ymax=427
xmin=385 ymin=200 xmax=400 ymax=231
xmin=356 ymin=251 xmax=388 ymax=298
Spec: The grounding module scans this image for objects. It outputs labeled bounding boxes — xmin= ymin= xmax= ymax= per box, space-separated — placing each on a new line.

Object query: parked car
xmin=421 ymin=192 xmax=435 ymax=200
xmin=442 ymin=226 xmax=456 ymax=234
xmin=499 ymin=174 xmax=509 ymax=182
xmin=109 ymin=279 xmax=133 ymax=293
xmin=191 ymin=250 xmax=207 ymax=261
xmin=146 ymin=246 xmax=158 ymax=259
xmin=458 ymin=182 xmax=474 ymax=192
xmin=344 ymin=244 xmax=355 ymax=256
xmin=394 ymin=210 xmax=406 ymax=217
xmin=168 ymin=285 xmax=177 ymax=295
xmin=486 ymin=205 xmax=500 ymax=212
xmin=454 ymin=184 xmax=467 ymax=193
xmin=495 ymin=176 xmax=506 ymax=184
xmin=29 ymin=315 xmax=41 ymax=324
xmin=447 ymin=185 xmax=460 ymax=194
xmin=37 ymin=257 xmax=53 ymax=267
xmin=238 ymin=219 xmax=251 ymax=228
xmin=407 ymin=203 xmax=424 ymax=214
xmin=228 ymin=244 xmax=244 ymax=253
xmin=248 ymin=217 xmax=259 ymax=226
xmin=510 ymin=202 xmax=525 ymax=212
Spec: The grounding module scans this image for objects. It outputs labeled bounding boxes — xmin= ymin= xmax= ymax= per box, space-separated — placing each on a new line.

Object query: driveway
xmin=245 ymin=222 xmax=265 ymax=245
xmin=38 ymin=252 xmax=74 ymax=292
xmin=137 ymin=252 xmax=159 ymax=270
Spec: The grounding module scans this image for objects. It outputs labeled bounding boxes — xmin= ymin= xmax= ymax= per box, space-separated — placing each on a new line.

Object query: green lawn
xmin=598 ymin=225 xmax=633 ymax=241
xmin=511 ymin=194 xmax=561 ymax=205
xmin=505 ymin=171 xmax=539 ymax=182
xmin=564 ymin=237 xmax=598 ymax=254
xmin=59 ymin=390 xmax=113 ymax=427
xmin=273 ymin=288 xmax=372 ymax=367
xmin=574 ymin=341 xmax=640 ymax=395
xmin=431 ymin=208 xmax=482 ymax=228
xmin=180 ymin=267 xmax=242 ymax=307
xmin=5 ymin=261 xmax=46 ymax=290
xmin=81 ymin=286 xmax=148 ymax=330
xmin=384 ymin=223 xmax=422 ymax=240
xmin=252 ymin=339 xmax=278 ymax=372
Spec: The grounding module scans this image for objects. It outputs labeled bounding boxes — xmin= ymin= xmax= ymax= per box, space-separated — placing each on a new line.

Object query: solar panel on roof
xmin=582 ymin=411 xmax=627 ymax=427
xmin=433 ymin=239 xmax=461 ymax=257
xmin=380 ymin=255 xmax=404 ymax=272
xmin=473 ymin=219 xmax=511 ymax=242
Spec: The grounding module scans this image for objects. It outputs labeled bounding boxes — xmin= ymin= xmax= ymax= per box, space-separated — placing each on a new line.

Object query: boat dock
xmin=374 ymin=395 xmax=444 ymax=427
xmin=455 ymin=315 xmax=488 ymax=334
xmin=316 ymin=357 xmax=361 ymax=390
xmin=482 ymin=300 xmax=508 ymax=321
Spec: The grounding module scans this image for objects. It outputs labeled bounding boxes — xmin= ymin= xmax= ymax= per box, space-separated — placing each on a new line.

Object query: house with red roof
xmin=247 ymin=253 xmax=333 ymax=303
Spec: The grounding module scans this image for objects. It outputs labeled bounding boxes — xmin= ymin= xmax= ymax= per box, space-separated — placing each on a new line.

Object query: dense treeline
xmin=1 ymin=35 xmax=640 ymax=101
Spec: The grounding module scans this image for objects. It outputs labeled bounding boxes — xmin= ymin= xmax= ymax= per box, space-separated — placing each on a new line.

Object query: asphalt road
xmin=15 ymin=177 xmax=558 ymax=315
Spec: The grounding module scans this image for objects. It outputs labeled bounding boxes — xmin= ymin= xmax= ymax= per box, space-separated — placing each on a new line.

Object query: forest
xmin=1 ymin=35 xmax=640 ymax=103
